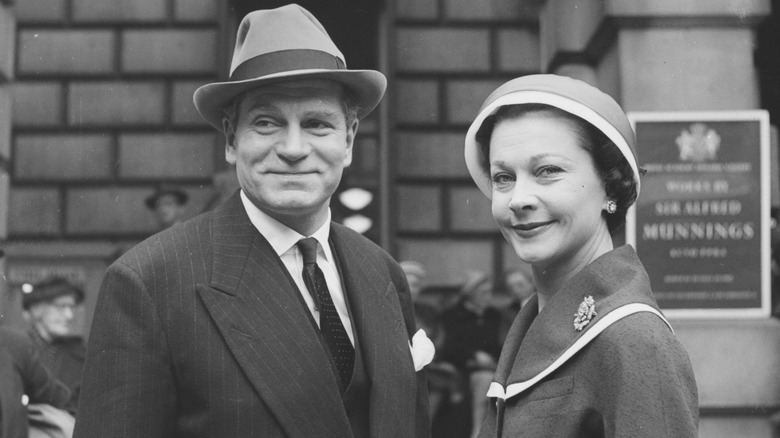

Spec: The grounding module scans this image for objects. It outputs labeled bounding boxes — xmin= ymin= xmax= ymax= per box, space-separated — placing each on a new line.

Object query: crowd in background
xmin=401 ymin=260 xmax=536 ymax=438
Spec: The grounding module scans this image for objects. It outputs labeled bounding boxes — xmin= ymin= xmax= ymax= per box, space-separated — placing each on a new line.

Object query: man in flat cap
xmin=75 ymin=5 xmax=431 ymax=438
xmin=145 ymin=186 xmax=189 ymax=230
xmin=22 ymin=276 xmax=85 ymax=407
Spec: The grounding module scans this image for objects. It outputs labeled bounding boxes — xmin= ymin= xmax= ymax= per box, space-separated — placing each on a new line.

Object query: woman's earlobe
xmin=606 ymin=200 xmax=617 ymax=214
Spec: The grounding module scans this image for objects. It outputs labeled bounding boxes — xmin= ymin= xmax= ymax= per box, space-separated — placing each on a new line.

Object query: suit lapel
xmin=330 ymin=225 xmax=417 ymax=437
xmin=197 ymin=195 xmax=352 ymax=437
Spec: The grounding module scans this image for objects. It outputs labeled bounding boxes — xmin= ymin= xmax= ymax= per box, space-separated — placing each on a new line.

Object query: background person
xmin=0 ymin=327 xmax=74 ymax=438
xmin=22 ymin=276 xmax=85 ymax=408
xmin=145 ymin=187 xmax=189 ymax=230
xmin=75 ymin=5 xmax=430 ymax=438
xmin=497 ymin=267 xmax=536 ymax=343
xmin=464 ymin=74 xmax=698 ymax=437
xmin=400 ymin=260 xmax=461 ymax=434
xmin=439 ymin=272 xmax=503 ymax=438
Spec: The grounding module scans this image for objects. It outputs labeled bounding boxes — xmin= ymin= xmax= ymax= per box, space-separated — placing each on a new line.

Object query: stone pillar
xmin=539 ymin=1 xmax=777 ymax=437
xmin=0 ymin=1 xmax=14 ymax=326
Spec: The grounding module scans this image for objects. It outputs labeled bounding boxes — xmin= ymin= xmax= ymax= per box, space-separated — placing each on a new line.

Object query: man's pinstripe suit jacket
xmin=74 ymin=192 xmax=430 ymax=438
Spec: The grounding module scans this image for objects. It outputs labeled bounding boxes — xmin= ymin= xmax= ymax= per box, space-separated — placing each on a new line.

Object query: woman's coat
xmin=478 ymin=245 xmax=698 ymax=437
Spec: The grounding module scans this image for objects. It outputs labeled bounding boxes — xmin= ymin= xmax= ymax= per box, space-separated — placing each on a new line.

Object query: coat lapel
xmin=503 ymin=246 xmax=660 ymax=386
xmin=196 ymin=195 xmax=352 ymax=437
xmin=330 ymin=225 xmax=418 ymax=437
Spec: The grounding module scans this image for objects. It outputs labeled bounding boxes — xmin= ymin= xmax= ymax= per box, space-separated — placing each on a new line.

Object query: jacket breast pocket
xmin=526 ymin=375 xmax=574 ymax=401
xmin=510 ymin=375 xmax=576 ymax=420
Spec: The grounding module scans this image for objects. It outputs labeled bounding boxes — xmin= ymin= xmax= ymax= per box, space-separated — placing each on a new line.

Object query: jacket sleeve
xmin=7 ymin=331 xmax=73 ymax=410
xmin=74 ymin=261 xmax=177 ymax=438
xmin=599 ymin=313 xmax=699 ymax=438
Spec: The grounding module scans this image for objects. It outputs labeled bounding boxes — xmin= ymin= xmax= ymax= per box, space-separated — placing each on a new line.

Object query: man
xmin=22 ymin=276 xmax=86 ymax=407
xmin=0 ymin=327 xmax=74 ymax=438
xmin=145 ymin=186 xmax=189 ymax=229
xmin=75 ymin=5 xmax=430 ymax=438
xmin=1 ymin=250 xmax=75 ymax=438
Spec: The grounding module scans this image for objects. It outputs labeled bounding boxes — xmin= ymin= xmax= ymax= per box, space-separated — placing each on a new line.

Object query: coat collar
xmin=200 ymin=193 xmax=351 ymax=436
xmin=199 ymin=193 xmax=417 ymax=437
xmin=494 ymin=245 xmax=661 ymax=386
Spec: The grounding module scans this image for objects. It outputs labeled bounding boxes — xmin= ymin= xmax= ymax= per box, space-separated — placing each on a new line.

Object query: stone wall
xmin=4 ymin=0 xmax=224 ymax=334
xmin=391 ymin=0 xmax=543 ymax=288
xmin=10 ymin=0 xmax=223 ymax=241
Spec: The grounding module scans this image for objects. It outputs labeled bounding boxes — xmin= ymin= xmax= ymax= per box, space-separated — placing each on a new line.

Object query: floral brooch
xmin=573 ymin=295 xmax=597 ymax=331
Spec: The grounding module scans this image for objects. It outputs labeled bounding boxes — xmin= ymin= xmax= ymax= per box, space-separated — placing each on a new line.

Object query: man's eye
xmin=253 ymin=118 xmax=277 ymax=128
xmin=305 ymin=121 xmax=333 ymax=130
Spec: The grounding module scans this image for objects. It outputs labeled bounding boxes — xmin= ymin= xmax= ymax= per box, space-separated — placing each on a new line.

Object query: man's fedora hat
xmin=194 ymin=4 xmax=387 ymax=131
xmin=145 ymin=186 xmax=189 ymax=210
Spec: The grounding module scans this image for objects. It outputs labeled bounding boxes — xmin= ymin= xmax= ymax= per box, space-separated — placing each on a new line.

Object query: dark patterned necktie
xmin=297 ymin=237 xmax=354 ymax=393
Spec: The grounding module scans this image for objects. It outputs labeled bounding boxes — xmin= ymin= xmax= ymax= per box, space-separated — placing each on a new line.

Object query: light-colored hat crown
xmin=228 ymin=5 xmax=344 ymax=78
xmin=464 ymin=74 xmax=640 ymax=200
xmin=194 ymin=4 xmax=386 ymax=131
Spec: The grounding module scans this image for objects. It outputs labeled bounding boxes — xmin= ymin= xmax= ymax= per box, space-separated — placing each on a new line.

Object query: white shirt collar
xmin=239 ymin=190 xmax=334 ymax=262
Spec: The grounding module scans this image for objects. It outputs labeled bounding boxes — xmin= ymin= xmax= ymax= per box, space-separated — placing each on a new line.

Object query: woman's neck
xmin=533 ymin=234 xmax=614 ymax=311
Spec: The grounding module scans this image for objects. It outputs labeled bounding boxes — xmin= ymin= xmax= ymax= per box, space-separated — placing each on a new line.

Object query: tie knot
xmin=297 ymin=237 xmax=318 ymax=266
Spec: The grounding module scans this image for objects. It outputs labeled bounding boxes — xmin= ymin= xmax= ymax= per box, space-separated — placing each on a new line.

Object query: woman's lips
xmin=511 ymin=220 xmax=554 ymax=236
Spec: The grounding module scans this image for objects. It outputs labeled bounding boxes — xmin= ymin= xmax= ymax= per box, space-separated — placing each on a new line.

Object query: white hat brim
xmin=465 ymin=84 xmax=640 ymax=200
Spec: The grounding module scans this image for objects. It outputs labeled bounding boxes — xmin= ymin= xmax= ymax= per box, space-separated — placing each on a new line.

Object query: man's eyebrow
xmin=243 ymin=103 xmax=281 ymax=115
xmin=303 ymin=109 xmax=342 ymax=120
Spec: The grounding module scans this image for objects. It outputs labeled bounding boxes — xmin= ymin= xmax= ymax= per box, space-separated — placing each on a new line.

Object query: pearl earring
xmin=606 ymin=200 xmax=617 ymax=214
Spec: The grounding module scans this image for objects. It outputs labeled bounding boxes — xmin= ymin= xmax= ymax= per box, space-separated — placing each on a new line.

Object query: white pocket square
xmin=408 ymin=329 xmax=435 ymax=371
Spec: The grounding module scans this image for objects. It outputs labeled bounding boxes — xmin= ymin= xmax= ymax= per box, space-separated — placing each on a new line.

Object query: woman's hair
xmin=474 ymin=103 xmax=638 ymax=233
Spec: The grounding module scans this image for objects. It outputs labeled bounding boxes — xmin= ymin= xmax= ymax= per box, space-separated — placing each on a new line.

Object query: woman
xmin=463 ymin=74 xmax=698 ymax=437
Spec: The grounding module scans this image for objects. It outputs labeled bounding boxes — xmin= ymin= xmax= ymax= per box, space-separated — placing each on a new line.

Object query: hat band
xmin=230 ymin=49 xmax=346 ymax=81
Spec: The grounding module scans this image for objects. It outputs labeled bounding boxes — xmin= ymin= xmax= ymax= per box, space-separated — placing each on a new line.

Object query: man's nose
xmin=62 ymin=306 xmax=75 ymax=319
xmin=276 ymin=125 xmax=309 ymax=162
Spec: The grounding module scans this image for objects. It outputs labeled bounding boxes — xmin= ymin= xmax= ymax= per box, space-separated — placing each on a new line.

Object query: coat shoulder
xmin=113 ymin=208 xmax=216 ymax=274
xmin=589 ymin=310 xmax=696 ymax=389
xmin=330 ymin=222 xmax=401 ymax=270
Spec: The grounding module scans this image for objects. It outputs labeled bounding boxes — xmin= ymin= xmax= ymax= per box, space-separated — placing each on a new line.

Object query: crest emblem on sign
xmin=676 ymin=122 xmax=721 ymax=162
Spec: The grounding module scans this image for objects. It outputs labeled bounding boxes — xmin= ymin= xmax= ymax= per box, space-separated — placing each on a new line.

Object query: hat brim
xmin=464 ymin=82 xmax=640 ymax=200
xmin=194 ymin=69 xmax=387 ymax=132
xmin=145 ymin=190 xmax=188 ymax=210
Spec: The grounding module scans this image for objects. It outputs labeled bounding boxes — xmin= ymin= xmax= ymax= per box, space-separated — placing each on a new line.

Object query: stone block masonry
xmin=11 ymin=0 xmax=222 ymax=239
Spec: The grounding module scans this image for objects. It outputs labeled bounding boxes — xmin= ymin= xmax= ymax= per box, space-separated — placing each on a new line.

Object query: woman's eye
xmin=536 ymin=165 xmax=563 ymax=177
xmin=491 ymin=173 xmax=515 ymax=188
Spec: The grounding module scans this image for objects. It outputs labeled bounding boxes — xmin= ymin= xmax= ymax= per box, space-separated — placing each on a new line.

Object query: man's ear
xmin=343 ymin=119 xmax=358 ymax=167
xmin=223 ymin=117 xmax=237 ymax=165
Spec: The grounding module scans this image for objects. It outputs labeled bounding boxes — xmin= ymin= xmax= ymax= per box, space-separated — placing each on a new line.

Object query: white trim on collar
xmin=487 ymin=303 xmax=672 ymax=401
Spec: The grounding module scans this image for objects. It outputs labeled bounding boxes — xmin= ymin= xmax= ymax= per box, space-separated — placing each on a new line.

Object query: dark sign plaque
xmin=626 ymin=111 xmax=770 ymax=318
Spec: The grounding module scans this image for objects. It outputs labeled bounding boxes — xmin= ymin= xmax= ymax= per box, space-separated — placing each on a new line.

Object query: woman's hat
xmin=194 ymin=4 xmax=387 ymax=131
xmin=464 ymin=74 xmax=640 ymax=199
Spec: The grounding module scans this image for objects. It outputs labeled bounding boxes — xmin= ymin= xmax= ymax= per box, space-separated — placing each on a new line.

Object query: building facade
xmin=1 ymin=0 xmax=779 ymax=436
